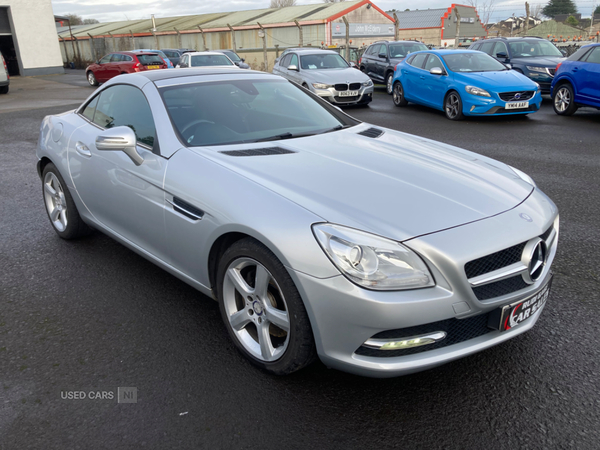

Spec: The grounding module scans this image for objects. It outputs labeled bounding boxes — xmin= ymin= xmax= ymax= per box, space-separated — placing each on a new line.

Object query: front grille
xmin=540 ymin=224 xmax=553 ymax=242
xmin=334 ymin=83 xmax=348 ymax=91
xmin=333 ymin=95 xmax=360 ymax=103
xmin=358 ymin=127 xmax=384 ymax=138
xmin=220 ymin=147 xmax=295 ymax=157
xmin=349 ymin=82 xmax=361 ymax=90
xmin=465 ymin=242 xmax=526 ymax=279
xmin=499 ymin=91 xmax=535 ymax=101
xmin=548 ymin=68 xmax=556 ymax=76
xmin=472 ymin=275 xmax=529 ymax=300
xmin=355 ymin=313 xmax=493 ymax=357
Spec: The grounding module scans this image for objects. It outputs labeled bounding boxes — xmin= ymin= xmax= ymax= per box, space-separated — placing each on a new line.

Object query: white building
xmin=0 ymin=0 xmax=63 ymax=76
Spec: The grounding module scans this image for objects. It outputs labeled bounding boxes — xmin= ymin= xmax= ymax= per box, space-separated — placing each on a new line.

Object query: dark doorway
xmin=0 ymin=35 xmax=20 ymax=76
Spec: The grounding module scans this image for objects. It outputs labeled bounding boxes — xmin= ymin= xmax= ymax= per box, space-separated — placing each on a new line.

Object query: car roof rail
xmin=373 ymin=40 xmax=389 ymax=43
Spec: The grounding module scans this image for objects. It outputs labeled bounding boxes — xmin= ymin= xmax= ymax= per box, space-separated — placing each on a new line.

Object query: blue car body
xmin=393 ymin=50 xmax=543 ymax=117
xmin=132 ymin=49 xmax=174 ymax=69
xmin=551 ymin=43 xmax=600 ymax=110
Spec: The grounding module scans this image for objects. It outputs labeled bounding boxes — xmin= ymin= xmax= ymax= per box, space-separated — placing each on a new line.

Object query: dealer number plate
xmin=147 ymin=65 xmax=161 ymax=69
xmin=506 ymin=101 xmax=529 ymax=110
xmin=338 ymin=90 xmax=358 ymax=97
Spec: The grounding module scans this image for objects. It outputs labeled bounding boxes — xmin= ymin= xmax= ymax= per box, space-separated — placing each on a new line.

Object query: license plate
xmin=146 ymin=65 xmax=160 ymax=69
xmin=338 ymin=90 xmax=358 ymax=97
xmin=505 ymin=101 xmax=529 ymax=110
xmin=489 ymin=276 xmax=552 ymax=331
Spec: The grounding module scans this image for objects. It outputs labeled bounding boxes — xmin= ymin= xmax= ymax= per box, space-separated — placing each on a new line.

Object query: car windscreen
xmin=159 ymin=79 xmax=357 ymax=147
xmin=224 ymin=51 xmax=241 ymax=62
xmin=442 ymin=52 xmax=508 ymax=72
xmin=300 ymin=54 xmax=349 ymax=70
xmin=508 ymin=40 xmax=563 ymax=58
xmin=136 ymin=54 xmax=164 ymax=65
xmin=389 ymin=43 xmax=428 ymax=58
xmin=190 ymin=55 xmax=233 ymax=66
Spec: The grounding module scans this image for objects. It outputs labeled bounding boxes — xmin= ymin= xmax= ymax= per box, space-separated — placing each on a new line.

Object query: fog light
xmin=363 ymin=331 xmax=447 ymax=350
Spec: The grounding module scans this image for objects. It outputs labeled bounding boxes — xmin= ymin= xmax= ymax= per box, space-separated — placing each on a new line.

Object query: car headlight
xmin=312 ymin=83 xmax=332 ymax=89
xmin=535 ymin=82 xmax=541 ymax=93
xmin=526 ymin=66 xmax=547 ymax=73
xmin=312 ymin=223 xmax=435 ymax=291
xmin=465 ymin=85 xmax=491 ymax=97
xmin=509 ymin=165 xmax=536 ymax=187
xmin=362 ymin=79 xmax=373 ymax=87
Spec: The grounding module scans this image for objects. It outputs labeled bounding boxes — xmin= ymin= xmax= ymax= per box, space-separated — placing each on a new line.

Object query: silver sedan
xmin=37 ymin=68 xmax=558 ymax=377
xmin=273 ymin=49 xmax=373 ymax=106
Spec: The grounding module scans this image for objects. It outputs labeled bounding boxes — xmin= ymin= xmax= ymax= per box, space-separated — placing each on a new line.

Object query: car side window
xmin=493 ymin=42 xmax=508 ymax=56
xmin=584 ymin=47 xmax=600 ymax=64
xmin=423 ymin=54 xmax=443 ymax=71
xmin=180 ymin=55 xmax=188 ymax=66
xmin=281 ymin=54 xmax=292 ymax=67
xmin=289 ymin=54 xmax=299 ymax=68
xmin=110 ymin=54 xmax=123 ymax=62
xmin=410 ymin=53 xmax=427 ymax=69
xmin=378 ymin=44 xmax=387 ymax=57
xmin=81 ymin=95 xmax=99 ymax=122
xmin=471 ymin=43 xmax=481 ymax=51
xmin=480 ymin=41 xmax=495 ymax=55
xmin=122 ymin=55 xmax=133 ymax=62
xmin=92 ymin=85 xmax=157 ymax=149
xmin=99 ymin=54 xmax=112 ymax=64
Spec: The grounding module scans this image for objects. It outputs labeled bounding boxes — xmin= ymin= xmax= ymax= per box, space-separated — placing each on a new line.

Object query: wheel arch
xmin=37 ymin=156 xmax=53 ymax=179
xmin=553 ymin=77 xmax=575 ymax=94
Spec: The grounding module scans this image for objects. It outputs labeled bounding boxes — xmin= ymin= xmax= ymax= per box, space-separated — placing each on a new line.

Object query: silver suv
xmin=0 ymin=53 xmax=9 ymax=94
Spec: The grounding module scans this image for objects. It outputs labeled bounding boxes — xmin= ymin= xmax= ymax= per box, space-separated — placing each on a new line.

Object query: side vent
xmin=358 ymin=127 xmax=384 ymax=139
xmin=220 ymin=147 xmax=296 ymax=157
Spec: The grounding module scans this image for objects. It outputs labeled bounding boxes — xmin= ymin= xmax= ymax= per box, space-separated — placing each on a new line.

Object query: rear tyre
xmin=217 ymin=238 xmax=316 ymax=375
xmin=392 ymin=81 xmax=408 ymax=107
xmin=87 ymin=71 xmax=98 ymax=87
xmin=445 ymin=91 xmax=465 ymax=120
xmin=0 ymin=85 xmax=8 ymax=94
xmin=385 ymin=72 xmax=394 ymax=95
xmin=553 ymin=83 xmax=578 ymax=116
xmin=42 ymin=163 xmax=92 ymax=239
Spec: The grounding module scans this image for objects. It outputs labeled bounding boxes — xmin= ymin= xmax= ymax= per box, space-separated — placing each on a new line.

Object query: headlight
xmin=362 ymin=79 xmax=373 ymax=87
xmin=465 ymin=85 xmax=491 ymax=97
xmin=509 ymin=165 xmax=536 ymax=187
xmin=312 ymin=223 xmax=435 ymax=291
xmin=526 ymin=66 xmax=547 ymax=73
xmin=312 ymin=83 xmax=332 ymax=89
xmin=535 ymin=82 xmax=541 ymax=93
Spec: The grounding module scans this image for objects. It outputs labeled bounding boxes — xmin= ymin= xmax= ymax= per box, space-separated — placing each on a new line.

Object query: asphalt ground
xmin=1 ymin=73 xmax=599 ymax=450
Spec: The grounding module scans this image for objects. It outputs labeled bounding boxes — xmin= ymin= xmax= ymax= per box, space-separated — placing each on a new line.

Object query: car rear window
xmin=191 ymin=55 xmax=233 ymax=66
xmin=137 ymin=54 xmax=164 ymax=65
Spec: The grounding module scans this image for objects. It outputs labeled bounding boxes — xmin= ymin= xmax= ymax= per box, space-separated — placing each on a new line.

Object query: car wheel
xmin=385 ymin=72 xmax=394 ymax=95
xmin=445 ymin=91 xmax=465 ymax=120
xmin=0 ymin=85 xmax=8 ymax=94
xmin=42 ymin=163 xmax=92 ymax=239
xmin=217 ymin=238 xmax=316 ymax=375
xmin=87 ymin=71 xmax=98 ymax=86
xmin=553 ymin=83 xmax=578 ymax=116
xmin=392 ymin=81 xmax=408 ymax=107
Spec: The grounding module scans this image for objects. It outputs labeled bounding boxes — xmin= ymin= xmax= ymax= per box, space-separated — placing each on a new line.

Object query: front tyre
xmin=445 ymin=91 xmax=465 ymax=120
xmin=217 ymin=238 xmax=316 ymax=375
xmin=87 ymin=71 xmax=98 ymax=87
xmin=42 ymin=163 xmax=92 ymax=239
xmin=0 ymin=85 xmax=8 ymax=94
xmin=553 ymin=83 xmax=578 ymax=116
xmin=392 ymin=81 xmax=408 ymax=107
xmin=385 ymin=72 xmax=394 ymax=95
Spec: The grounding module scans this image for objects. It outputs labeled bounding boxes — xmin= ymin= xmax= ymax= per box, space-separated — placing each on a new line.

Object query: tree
xmin=270 ymin=0 xmax=296 ymax=7
xmin=594 ymin=5 xmax=600 ymax=16
xmin=63 ymin=14 xmax=83 ymax=25
xmin=530 ymin=3 xmax=544 ymax=18
xmin=323 ymin=0 xmax=345 ymax=3
xmin=565 ymin=15 xmax=579 ymax=26
xmin=83 ymin=18 xmax=100 ymax=25
xmin=465 ymin=0 xmax=496 ymax=25
xmin=542 ymin=0 xmax=577 ymax=19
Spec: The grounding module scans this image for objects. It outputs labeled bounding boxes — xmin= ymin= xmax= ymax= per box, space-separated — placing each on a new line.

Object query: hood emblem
xmin=514 ymin=93 xmax=522 ymax=100
xmin=522 ymin=238 xmax=547 ymax=284
xmin=520 ymin=213 xmax=533 ymax=222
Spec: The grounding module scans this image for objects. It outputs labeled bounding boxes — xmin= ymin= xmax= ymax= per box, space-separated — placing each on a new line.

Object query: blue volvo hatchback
xmin=392 ymin=50 xmax=543 ymax=120
xmin=551 ymin=43 xmax=600 ymax=115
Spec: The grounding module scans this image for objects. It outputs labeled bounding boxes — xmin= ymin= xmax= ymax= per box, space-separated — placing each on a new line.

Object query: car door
xmin=420 ymin=54 xmax=448 ymax=108
xmin=67 ymin=84 xmax=170 ymax=260
xmin=578 ymin=46 xmax=600 ymax=103
xmin=287 ymin=53 xmax=302 ymax=84
xmin=95 ymin=54 xmax=113 ymax=81
xmin=106 ymin=53 xmax=124 ymax=79
xmin=401 ymin=53 xmax=427 ymax=103
xmin=479 ymin=41 xmax=496 ymax=59
xmin=273 ymin=54 xmax=290 ymax=76
xmin=374 ymin=44 xmax=388 ymax=81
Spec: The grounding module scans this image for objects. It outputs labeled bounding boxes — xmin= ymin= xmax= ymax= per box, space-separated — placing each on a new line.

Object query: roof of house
xmin=517 ymin=20 xmax=583 ymax=38
xmin=392 ymin=8 xmax=449 ymax=29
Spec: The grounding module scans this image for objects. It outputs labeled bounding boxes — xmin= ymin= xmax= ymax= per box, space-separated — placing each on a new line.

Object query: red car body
xmin=85 ymin=52 xmax=167 ymax=85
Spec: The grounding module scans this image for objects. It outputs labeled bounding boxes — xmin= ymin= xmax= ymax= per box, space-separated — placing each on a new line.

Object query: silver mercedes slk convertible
xmin=37 ymin=68 xmax=558 ymax=377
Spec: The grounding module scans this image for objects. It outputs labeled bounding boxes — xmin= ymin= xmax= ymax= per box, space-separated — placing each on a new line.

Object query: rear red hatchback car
xmin=85 ymin=52 xmax=167 ymax=86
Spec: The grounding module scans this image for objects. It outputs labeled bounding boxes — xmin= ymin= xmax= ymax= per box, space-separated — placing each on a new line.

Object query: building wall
xmin=5 ymin=0 xmax=63 ymax=75
xmin=330 ymin=2 xmax=394 ymax=46
xmin=396 ymin=28 xmax=442 ymax=46
xmin=441 ymin=5 xmax=487 ymax=41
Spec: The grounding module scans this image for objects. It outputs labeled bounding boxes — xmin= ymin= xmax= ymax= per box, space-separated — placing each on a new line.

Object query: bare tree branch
xmin=270 ymin=0 xmax=296 ymax=7
xmin=464 ymin=0 xmax=496 ymax=25
xmin=323 ymin=0 xmax=346 ymax=3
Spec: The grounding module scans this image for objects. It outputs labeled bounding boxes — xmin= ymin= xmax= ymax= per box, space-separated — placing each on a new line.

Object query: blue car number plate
xmin=506 ymin=101 xmax=529 ymax=110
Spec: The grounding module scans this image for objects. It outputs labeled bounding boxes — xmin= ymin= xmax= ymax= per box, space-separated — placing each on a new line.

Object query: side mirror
xmin=241 ymin=58 xmax=245 ymax=62
xmin=349 ymin=61 xmax=357 ymax=68
xmin=496 ymin=51 xmax=508 ymax=60
xmin=378 ymin=52 xmax=387 ymax=59
xmin=560 ymin=49 xmax=567 ymax=56
xmin=287 ymin=64 xmax=299 ymax=71
xmin=95 ymin=60 xmax=99 ymax=65
xmin=430 ymin=67 xmax=444 ymax=75
xmin=95 ymin=126 xmax=144 ymax=166
xmin=176 ymin=64 xmax=180 ymax=68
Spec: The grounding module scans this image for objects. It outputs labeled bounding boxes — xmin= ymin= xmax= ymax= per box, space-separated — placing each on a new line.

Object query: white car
xmin=176 ymin=52 xmax=240 ymax=69
xmin=0 ymin=52 xmax=9 ymax=94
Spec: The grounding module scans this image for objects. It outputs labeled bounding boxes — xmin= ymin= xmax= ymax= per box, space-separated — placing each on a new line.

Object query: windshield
xmin=389 ymin=43 xmax=428 ymax=58
xmin=442 ymin=52 xmax=508 ymax=72
xmin=160 ymin=79 xmax=357 ymax=146
xmin=224 ymin=51 xmax=241 ymax=62
xmin=508 ymin=40 xmax=563 ymax=58
xmin=190 ymin=55 xmax=234 ymax=66
xmin=300 ymin=53 xmax=349 ymax=70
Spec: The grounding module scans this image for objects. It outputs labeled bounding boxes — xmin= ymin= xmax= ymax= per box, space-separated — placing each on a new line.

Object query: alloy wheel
xmin=386 ymin=74 xmax=393 ymax=94
xmin=43 ymin=172 xmax=68 ymax=232
xmin=222 ymin=257 xmax=290 ymax=362
xmin=555 ymin=87 xmax=570 ymax=113
xmin=446 ymin=93 xmax=460 ymax=119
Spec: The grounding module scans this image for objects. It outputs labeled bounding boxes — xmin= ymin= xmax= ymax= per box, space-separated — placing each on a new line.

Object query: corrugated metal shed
xmin=394 ymin=9 xmax=446 ymax=29
xmin=518 ymin=20 xmax=583 ymax=37
xmin=57 ymin=1 xmax=365 ymax=38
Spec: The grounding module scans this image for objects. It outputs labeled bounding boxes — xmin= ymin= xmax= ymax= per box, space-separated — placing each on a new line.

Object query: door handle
xmin=420 ymin=76 xmax=425 ymax=79
xmin=75 ymin=141 xmax=92 ymax=157
xmin=402 ymin=70 xmax=408 ymax=74
xmin=573 ymin=67 xmax=578 ymax=72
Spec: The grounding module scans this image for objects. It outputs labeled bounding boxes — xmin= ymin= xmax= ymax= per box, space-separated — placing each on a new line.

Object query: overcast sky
xmin=50 ymin=0 xmax=598 ymax=25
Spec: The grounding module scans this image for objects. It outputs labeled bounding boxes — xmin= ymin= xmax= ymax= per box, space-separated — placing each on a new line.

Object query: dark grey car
xmin=162 ymin=49 xmax=196 ymax=67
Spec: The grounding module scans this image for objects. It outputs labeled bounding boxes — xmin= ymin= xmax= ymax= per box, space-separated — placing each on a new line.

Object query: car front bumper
xmin=464 ymin=91 xmax=543 ymax=116
xmin=313 ymin=85 xmax=374 ymax=105
xmin=289 ymin=189 xmax=558 ymax=377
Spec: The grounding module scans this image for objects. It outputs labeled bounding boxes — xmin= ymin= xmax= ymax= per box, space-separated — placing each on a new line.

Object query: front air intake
xmin=220 ymin=147 xmax=296 ymax=157
xmin=358 ymin=128 xmax=384 ymax=138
